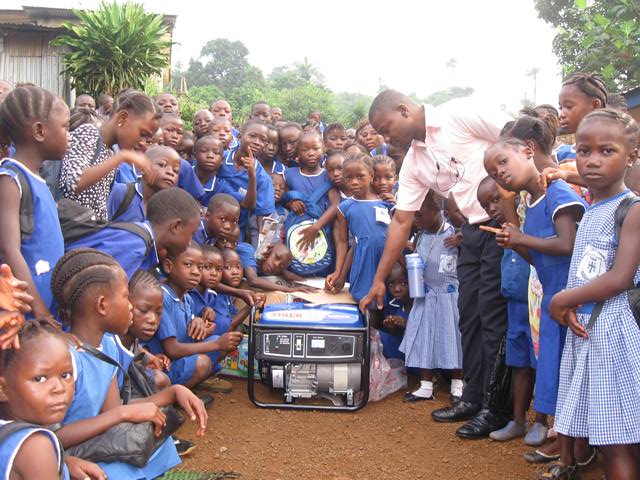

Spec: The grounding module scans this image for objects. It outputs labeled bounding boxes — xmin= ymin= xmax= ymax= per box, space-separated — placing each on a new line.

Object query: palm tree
xmin=446 ymin=58 xmax=457 ymax=87
xmin=293 ymin=57 xmax=325 ymax=85
xmin=526 ymin=67 xmax=540 ymax=104
xmin=52 ymin=1 xmax=172 ymax=97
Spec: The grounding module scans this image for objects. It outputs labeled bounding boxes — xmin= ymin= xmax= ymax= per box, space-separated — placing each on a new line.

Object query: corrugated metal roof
xmin=0 ymin=22 xmax=64 ymax=32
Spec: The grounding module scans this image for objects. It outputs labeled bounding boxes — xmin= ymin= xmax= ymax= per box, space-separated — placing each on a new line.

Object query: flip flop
xmin=523 ymin=449 xmax=561 ymax=464
xmin=577 ymin=448 xmax=597 ymax=468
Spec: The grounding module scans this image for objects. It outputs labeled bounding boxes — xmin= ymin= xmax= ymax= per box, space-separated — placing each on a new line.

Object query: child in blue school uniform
xmin=219 ymin=120 xmax=275 ymax=240
xmin=324 ymin=149 xmax=350 ymax=198
xmin=108 ymin=145 xmax=180 ymax=222
xmin=326 ymin=153 xmax=391 ymax=301
xmin=278 ymin=122 xmax=303 ymax=167
xmin=323 ymin=123 xmax=348 ymax=151
xmin=476 ymin=176 xmax=545 ymax=444
xmin=485 ymin=138 xmax=590 ymax=467
xmin=0 ymin=86 xmax=68 ymax=319
xmin=270 ymin=172 xmax=289 ymax=232
xmin=145 ymin=242 xmax=242 ymax=388
xmin=188 ymin=245 xmax=224 ymax=329
xmin=372 ymin=155 xmax=398 ymax=204
xmin=381 ymin=262 xmax=410 ymax=360
xmin=284 ymin=131 xmax=341 ymax=277
xmin=259 ymin=124 xmax=286 ymax=174
xmin=549 ymin=109 xmax=640 ymax=480
xmin=67 ymin=187 xmax=201 ymax=278
xmin=0 ymin=320 xmax=104 ymax=479
xmin=400 ymin=192 xmax=464 ymax=402
xmin=51 ymin=248 xmax=208 ymax=480
xmin=192 ymin=135 xmax=256 ymax=210
xmin=210 ymin=117 xmax=239 ymax=153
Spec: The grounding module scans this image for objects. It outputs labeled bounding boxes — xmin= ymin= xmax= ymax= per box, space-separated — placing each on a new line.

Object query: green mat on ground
xmin=160 ymin=471 xmax=242 ymax=480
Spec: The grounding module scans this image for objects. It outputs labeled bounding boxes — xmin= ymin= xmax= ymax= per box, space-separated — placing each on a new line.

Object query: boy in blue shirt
xmin=66 ymin=188 xmax=201 ymax=278
xmin=146 ymin=242 xmax=242 ymax=387
xmin=107 ymin=145 xmax=180 ymax=222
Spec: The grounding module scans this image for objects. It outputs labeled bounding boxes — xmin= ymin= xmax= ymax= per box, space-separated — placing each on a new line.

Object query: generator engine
xmin=248 ymin=303 xmax=370 ymax=411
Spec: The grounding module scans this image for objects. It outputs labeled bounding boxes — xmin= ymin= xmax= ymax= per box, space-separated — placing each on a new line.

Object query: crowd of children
xmin=0 ymin=72 xmax=637 ymax=480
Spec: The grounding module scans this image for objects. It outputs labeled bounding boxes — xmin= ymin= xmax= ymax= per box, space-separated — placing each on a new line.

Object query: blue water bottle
xmin=405 ymin=253 xmax=425 ymax=298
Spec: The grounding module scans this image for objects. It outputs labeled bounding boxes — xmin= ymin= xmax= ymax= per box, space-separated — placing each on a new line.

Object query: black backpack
xmin=588 ymin=196 xmax=640 ymax=329
xmin=0 ymin=421 xmax=65 ymax=478
xmin=57 ymin=198 xmax=153 ymax=258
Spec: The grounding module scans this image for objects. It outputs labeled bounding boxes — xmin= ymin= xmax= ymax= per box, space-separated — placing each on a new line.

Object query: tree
xmin=185 ymin=38 xmax=264 ymax=91
xmin=52 ymin=1 xmax=171 ymax=97
xmin=534 ymin=0 xmax=640 ymax=91
xmin=422 ymin=86 xmax=474 ymax=106
xmin=293 ymin=57 xmax=325 ymax=85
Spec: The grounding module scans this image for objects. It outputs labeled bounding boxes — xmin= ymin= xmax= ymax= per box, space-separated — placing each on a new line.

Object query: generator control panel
xmin=257 ymin=331 xmax=363 ymax=362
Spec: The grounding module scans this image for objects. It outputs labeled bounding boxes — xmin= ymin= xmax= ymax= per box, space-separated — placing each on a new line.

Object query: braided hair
xmin=129 ymin=269 xmax=161 ymax=297
xmin=113 ymin=89 xmax=161 ymax=120
xmin=50 ymin=248 xmax=121 ymax=325
xmin=562 ymin=73 xmax=608 ymax=108
xmin=0 ymin=319 xmax=65 ymax=374
xmin=501 ymin=115 xmax=556 ymax=155
xmin=579 ymin=108 xmax=639 ymax=150
xmin=343 ymin=152 xmax=374 ymax=175
xmin=372 ymin=154 xmax=398 ymax=175
xmin=0 ymin=86 xmax=56 ymax=144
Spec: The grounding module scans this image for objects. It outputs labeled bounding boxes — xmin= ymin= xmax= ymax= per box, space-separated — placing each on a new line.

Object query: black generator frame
xmin=247 ymin=306 xmax=370 ymax=411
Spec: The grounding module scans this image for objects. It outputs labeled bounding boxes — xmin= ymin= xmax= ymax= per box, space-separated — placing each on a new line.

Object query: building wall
xmin=0 ymin=29 xmax=69 ymax=101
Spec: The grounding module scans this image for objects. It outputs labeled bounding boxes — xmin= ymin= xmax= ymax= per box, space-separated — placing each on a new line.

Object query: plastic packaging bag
xmin=368 ymin=329 xmax=407 ymax=401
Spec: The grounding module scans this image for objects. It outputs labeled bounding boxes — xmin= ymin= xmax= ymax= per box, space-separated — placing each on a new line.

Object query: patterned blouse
xmin=59 ymin=123 xmax=114 ymax=222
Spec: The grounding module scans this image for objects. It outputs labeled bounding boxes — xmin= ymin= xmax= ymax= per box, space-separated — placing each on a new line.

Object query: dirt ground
xmin=174 ymin=377 xmax=605 ymax=480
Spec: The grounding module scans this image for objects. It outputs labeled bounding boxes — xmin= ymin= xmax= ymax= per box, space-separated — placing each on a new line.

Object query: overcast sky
xmin=9 ymin=0 xmax=564 ymax=111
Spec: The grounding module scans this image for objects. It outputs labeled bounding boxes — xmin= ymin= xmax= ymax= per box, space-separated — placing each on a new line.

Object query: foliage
xmin=51 ymin=1 xmax=171 ymax=98
xmin=534 ymin=0 xmax=640 ymax=91
xmin=184 ymin=39 xmax=264 ymax=92
xmin=421 ymin=87 xmax=475 ymax=106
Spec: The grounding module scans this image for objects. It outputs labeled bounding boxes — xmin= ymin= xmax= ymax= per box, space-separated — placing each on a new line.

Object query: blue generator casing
xmin=248 ymin=303 xmax=370 ymax=410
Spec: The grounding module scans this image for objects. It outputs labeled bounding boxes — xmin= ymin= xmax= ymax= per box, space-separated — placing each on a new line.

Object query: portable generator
xmin=248 ymin=303 xmax=370 ymax=411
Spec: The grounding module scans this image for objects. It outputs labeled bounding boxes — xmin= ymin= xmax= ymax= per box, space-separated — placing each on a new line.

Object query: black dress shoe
xmin=404 ymin=392 xmax=434 ymax=402
xmin=431 ymin=400 xmax=481 ymax=423
xmin=455 ymin=409 xmax=509 ymax=439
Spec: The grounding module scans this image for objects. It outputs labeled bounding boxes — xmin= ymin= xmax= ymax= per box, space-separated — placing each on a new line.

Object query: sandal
xmin=524 ymin=449 xmax=561 ymax=464
xmin=577 ymin=447 xmax=597 ymax=468
xmin=538 ymin=463 xmax=580 ymax=480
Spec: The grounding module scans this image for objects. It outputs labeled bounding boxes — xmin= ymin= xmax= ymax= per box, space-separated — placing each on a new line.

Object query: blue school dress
xmin=66 ymin=221 xmax=159 ymax=278
xmin=64 ymin=335 xmax=180 ymax=479
xmin=263 ymin=157 xmax=286 ymax=175
xmin=523 ymin=180 xmax=587 ymax=416
xmin=192 ymin=220 xmax=215 ymax=245
xmin=237 ymin=241 xmax=257 ymax=271
xmin=556 ymin=190 xmax=640 ymax=445
xmin=146 ymin=285 xmax=220 ymax=384
xmin=212 ymin=292 xmax=236 ymax=335
xmin=107 ymin=181 xmax=145 ymax=222
xmin=188 ymin=287 xmax=217 ymax=319
xmin=0 ymin=159 xmax=64 ymax=315
xmin=502 ymin=248 xmax=536 ymax=369
xmin=370 ymin=144 xmax=389 ymax=156
xmin=219 ymin=147 xmax=275 ymax=236
xmin=115 ymin=163 xmax=140 ymax=184
xmin=0 ymin=420 xmax=70 ymax=479
xmin=380 ymin=298 xmax=408 ymax=360
xmin=178 ymin=159 xmax=204 ymax=200
xmin=196 ymin=170 xmax=243 ymax=208
xmin=400 ymin=223 xmax=463 ymax=370
xmin=553 ymin=144 xmax=575 ymax=164
xmin=338 ymin=198 xmax=392 ymax=302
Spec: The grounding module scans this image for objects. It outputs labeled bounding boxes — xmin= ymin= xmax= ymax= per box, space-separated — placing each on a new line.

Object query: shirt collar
xmin=413 ymin=104 xmax=441 ymax=148
xmin=161 ymin=284 xmax=181 ymax=302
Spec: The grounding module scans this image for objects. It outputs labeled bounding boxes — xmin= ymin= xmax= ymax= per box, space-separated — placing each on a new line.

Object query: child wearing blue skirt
xmin=401 ymin=192 xmax=463 ymax=402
